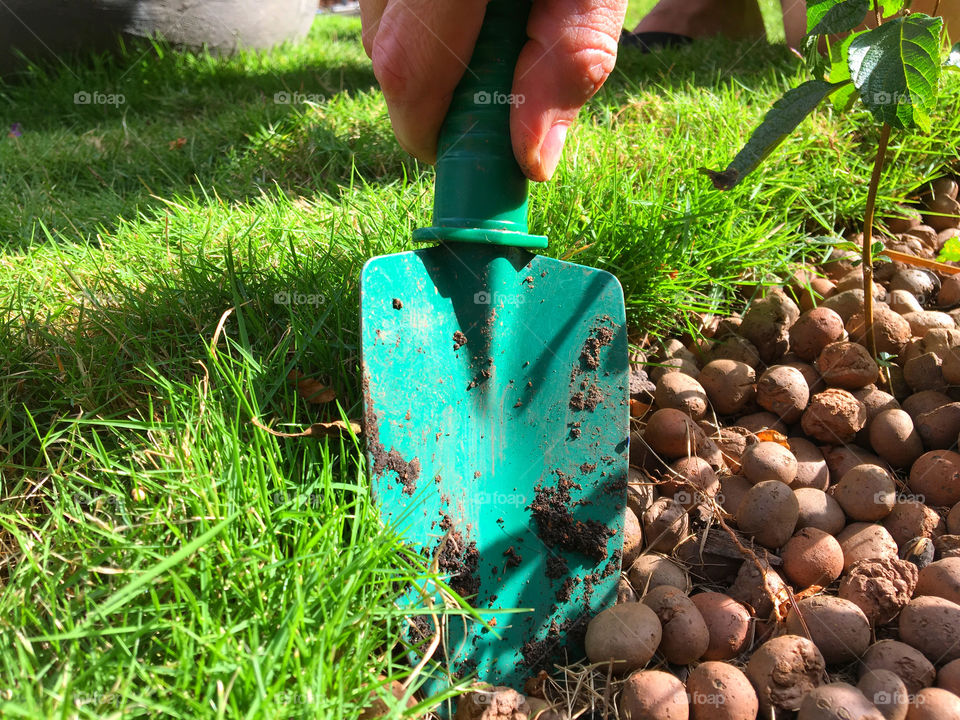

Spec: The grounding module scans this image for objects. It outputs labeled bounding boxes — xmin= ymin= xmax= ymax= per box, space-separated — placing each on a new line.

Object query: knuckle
xmin=370 ymin=32 xmax=412 ymax=99
xmin=546 ymin=19 xmax=618 ymax=99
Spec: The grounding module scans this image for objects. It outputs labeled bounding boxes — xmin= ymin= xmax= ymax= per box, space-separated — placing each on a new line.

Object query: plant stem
xmin=862 ymin=123 xmax=892 ymax=363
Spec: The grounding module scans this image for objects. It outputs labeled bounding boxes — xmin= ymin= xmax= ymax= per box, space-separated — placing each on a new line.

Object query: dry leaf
xmin=629 ymin=398 xmax=652 ymax=418
xmin=251 ymin=416 xmax=361 ymax=439
xmin=755 ymin=429 xmax=790 ymax=448
xmin=169 ymin=137 xmax=187 ymax=150
xmin=288 ymin=369 xmax=336 ymax=404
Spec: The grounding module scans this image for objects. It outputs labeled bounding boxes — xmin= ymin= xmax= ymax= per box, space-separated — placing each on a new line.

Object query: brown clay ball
xmin=794 ymin=487 xmax=846 ymax=535
xmin=860 ymin=640 xmax=936 ymax=695
xmin=936 ymin=658 xmax=960 ymax=696
xmin=790 ymin=307 xmax=846 ymax=360
xmin=642 ymin=585 xmax=710 ymax=665
xmin=628 ymin=553 xmax=690 ymax=594
xmin=870 ymin=409 xmax=924 ymax=469
xmin=736 ymin=480 xmax=799 ymax=549
xmin=797 ymin=683 xmax=884 ymax=720
xmin=644 ymin=408 xmax=707 ymax=460
xmin=687 ymin=661 xmax=758 ymax=720
xmin=817 ymin=341 xmax=880 ymax=390
xmin=642 ymin=497 xmax=689 ymax=553
xmin=789 ymin=436 xmax=830 ymax=490
xmin=719 ymin=474 xmax=752 ymax=517
xmin=699 ymin=359 xmax=757 ymax=416
xmin=757 ymin=365 xmax=810 ymax=423
xmin=740 ymin=441 xmax=798 ymax=485
xmin=689 ymin=592 xmax=753 ymax=661
xmin=782 ymin=527 xmax=844 ymax=588
xmin=838 ymin=557 xmax=919 ymax=625
xmin=739 ymin=291 xmax=800 ymax=364
xmin=802 ymin=388 xmax=867 ymax=443
xmin=906 ymin=687 xmax=960 ymax=720
xmin=784 ymin=595 xmax=871 ymax=664
xmin=847 ymin=307 xmax=912 ymax=356
xmin=915 ymin=557 xmax=960 ymax=606
xmin=832 ymin=464 xmax=897 ymax=522
xmin=662 ymin=456 xmax=719 ymax=508
xmin=620 ymin=670 xmax=689 ymax=720
xmin=655 ymin=372 xmax=709 ymax=421
xmin=884 ymin=501 xmax=945 ymax=548
xmin=837 ymin=522 xmax=899 ymax=572
xmin=909 ymin=450 xmax=960 ymax=508
xmin=899 ymin=595 xmax=960 ymax=664
xmin=915 ymin=403 xmax=960 ymax=450
xmin=746 ymin=635 xmax=826 ymax=712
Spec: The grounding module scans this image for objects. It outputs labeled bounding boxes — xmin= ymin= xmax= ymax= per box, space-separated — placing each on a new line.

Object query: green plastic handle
xmin=411 ymin=0 xmax=547 ymax=249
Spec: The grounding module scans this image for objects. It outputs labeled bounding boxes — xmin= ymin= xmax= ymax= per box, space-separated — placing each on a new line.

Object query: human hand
xmin=360 ymin=0 xmax=627 ymax=182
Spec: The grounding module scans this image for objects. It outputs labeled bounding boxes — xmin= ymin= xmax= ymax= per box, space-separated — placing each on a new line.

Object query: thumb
xmin=510 ymin=0 xmax=626 ymax=181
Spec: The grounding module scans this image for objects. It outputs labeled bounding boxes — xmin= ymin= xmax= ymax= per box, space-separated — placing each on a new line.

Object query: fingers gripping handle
xmin=412 ymin=0 xmax=547 ymax=249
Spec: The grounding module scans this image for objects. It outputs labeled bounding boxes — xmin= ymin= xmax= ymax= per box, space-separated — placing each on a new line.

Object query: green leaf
xmin=804 ymin=33 xmax=831 ymax=77
xmin=940 ymin=236 xmax=960 ymax=263
xmin=830 ymin=83 xmax=859 ymax=111
xmin=700 ymin=80 xmax=843 ymax=190
xmin=807 ymin=0 xmax=870 ymax=35
xmin=828 ymin=34 xmax=860 ymax=110
xmin=848 ymin=15 xmax=943 ymax=131
xmin=947 ymin=42 xmax=960 ymax=69
xmin=879 ymin=0 xmax=904 ymax=16
xmin=828 ymin=32 xmax=862 ymax=82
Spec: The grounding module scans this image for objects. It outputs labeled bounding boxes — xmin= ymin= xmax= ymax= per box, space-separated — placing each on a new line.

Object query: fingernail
xmin=538 ymin=122 xmax=569 ymax=180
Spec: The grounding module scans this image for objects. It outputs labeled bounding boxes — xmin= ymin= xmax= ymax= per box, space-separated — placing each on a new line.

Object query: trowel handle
xmin=411 ymin=0 xmax=547 ymax=249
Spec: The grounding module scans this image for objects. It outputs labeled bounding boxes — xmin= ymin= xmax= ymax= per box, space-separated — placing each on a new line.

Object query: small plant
xmin=703 ymin=0 xmax=959 ymax=359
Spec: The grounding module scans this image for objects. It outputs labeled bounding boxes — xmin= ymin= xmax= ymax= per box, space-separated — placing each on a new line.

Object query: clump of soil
xmin=435 ymin=525 xmax=480 ymax=598
xmin=569 ymin=384 xmax=604 ymax=412
xmin=361 ymin=382 xmax=421 ymax=495
xmin=580 ymin=326 xmax=614 ymax=370
xmin=380 ymin=450 xmax=420 ymax=495
xmin=529 ymin=471 xmax=612 ymax=562
xmin=452 ymin=330 xmax=468 ymax=350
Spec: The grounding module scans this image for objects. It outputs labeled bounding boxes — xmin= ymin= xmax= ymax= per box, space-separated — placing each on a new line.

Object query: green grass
xmin=1 ymin=12 xmax=959 ymax=719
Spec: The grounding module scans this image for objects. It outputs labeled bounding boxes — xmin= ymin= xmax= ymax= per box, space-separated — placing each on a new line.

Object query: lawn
xmin=0 ymin=10 xmax=958 ymax=719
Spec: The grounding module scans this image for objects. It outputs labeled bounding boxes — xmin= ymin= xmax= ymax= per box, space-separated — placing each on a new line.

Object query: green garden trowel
xmin=360 ymin=0 xmax=628 ymax=693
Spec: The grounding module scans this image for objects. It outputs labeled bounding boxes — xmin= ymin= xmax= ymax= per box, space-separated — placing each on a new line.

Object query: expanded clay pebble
xmin=798 ymin=683 xmax=884 ymax=720
xmin=698 ymin=359 xmax=756 ymax=416
xmin=584 ymin=603 xmax=662 ymax=674
xmin=816 ymin=341 xmax=880 ymax=389
xmin=838 ymin=557 xmax=918 ymax=625
xmin=736 ymin=480 xmax=799 ymax=549
xmin=789 ymin=307 xmax=846 ymax=360
xmin=689 ymin=593 xmax=753 ymax=661
xmin=781 ymin=527 xmax=844 ymax=588
xmin=899 ymin=595 xmax=960 ymax=664
xmin=687 ymin=662 xmax=757 ymax=720
xmin=860 ymin=640 xmax=936 ymax=695
xmin=756 ymin=365 xmax=809 ymax=422
xmin=746 ymin=635 xmax=825 ymax=713
xmin=784 ymin=596 xmax=871 ymax=664
xmin=619 ymin=670 xmax=689 ymax=720
xmin=740 ymin=441 xmax=797 ymax=485
xmin=642 ymin=585 xmax=710 ymax=665
xmin=802 ymin=388 xmax=867 ymax=443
